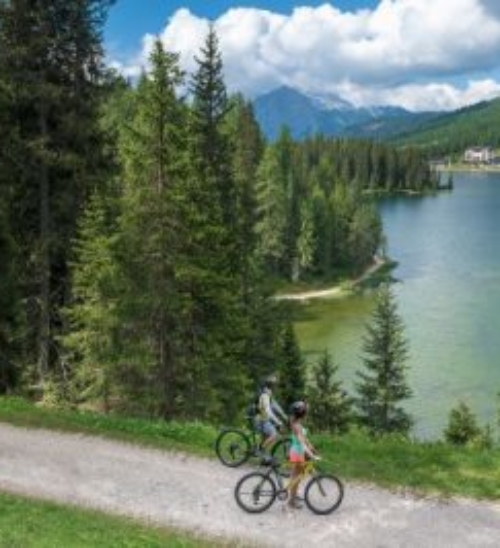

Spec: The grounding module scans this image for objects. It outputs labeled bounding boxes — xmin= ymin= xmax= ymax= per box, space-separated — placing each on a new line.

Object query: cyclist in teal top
xmin=288 ymin=400 xmax=318 ymax=509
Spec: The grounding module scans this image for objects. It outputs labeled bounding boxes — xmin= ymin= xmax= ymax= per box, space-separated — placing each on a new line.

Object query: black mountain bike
xmin=234 ymin=457 xmax=344 ymax=515
xmin=215 ymin=415 xmax=291 ymax=471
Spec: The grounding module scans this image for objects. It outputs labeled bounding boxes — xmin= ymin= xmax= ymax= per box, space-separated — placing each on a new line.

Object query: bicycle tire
xmin=234 ymin=472 xmax=277 ymax=513
xmin=304 ymin=474 xmax=344 ymax=515
xmin=215 ymin=429 xmax=251 ymax=467
xmin=270 ymin=437 xmax=292 ymax=477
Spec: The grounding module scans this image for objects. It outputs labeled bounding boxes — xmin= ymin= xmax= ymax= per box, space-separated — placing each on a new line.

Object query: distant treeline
xmin=0 ymin=1 xmax=436 ymax=422
xmin=258 ymin=135 xmax=439 ymax=280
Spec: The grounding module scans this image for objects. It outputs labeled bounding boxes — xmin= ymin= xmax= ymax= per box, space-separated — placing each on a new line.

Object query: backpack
xmin=246 ymin=386 xmax=264 ymax=418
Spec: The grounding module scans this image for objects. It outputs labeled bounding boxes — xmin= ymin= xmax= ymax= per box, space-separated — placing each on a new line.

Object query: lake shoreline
xmin=436 ymin=164 xmax=500 ymax=173
xmin=274 ymin=256 xmax=392 ymax=302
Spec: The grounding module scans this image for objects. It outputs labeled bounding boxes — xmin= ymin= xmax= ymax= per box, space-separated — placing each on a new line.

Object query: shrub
xmin=444 ymin=401 xmax=481 ymax=445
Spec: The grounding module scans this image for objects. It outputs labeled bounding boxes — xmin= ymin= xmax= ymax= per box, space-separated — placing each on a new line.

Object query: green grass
xmin=0 ymin=491 xmax=231 ymax=548
xmin=1 ymin=396 xmax=499 ymax=501
xmin=315 ymin=429 xmax=500 ymax=500
xmin=0 ymin=396 xmax=216 ymax=457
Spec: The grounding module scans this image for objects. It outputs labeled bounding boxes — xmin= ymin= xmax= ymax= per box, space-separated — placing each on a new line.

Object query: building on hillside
xmin=463 ymin=146 xmax=495 ymax=163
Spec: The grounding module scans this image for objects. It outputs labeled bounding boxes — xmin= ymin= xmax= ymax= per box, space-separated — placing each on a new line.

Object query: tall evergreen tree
xmin=225 ymin=96 xmax=264 ymax=295
xmin=224 ymin=96 xmax=283 ymax=385
xmin=255 ymin=145 xmax=288 ymax=274
xmin=307 ymin=351 xmax=352 ymax=434
xmin=62 ymin=190 xmax=121 ymax=411
xmin=65 ymin=40 xmax=187 ymax=416
xmin=185 ymin=26 xmax=250 ymax=422
xmin=278 ymin=323 xmax=306 ymax=409
xmin=0 ymin=73 xmax=20 ymax=389
xmin=189 ymin=24 xmax=235 ymax=230
xmin=355 ymin=284 xmax=413 ymax=435
xmin=116 ymin=41 xmax=186 ymax=418
xmin=0 ymin=0 xmax=113 ymax=387
xmin=0 ymin=207 xmax=19 ymax=393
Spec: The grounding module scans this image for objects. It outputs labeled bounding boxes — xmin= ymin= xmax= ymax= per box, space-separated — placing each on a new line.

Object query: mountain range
xmin=252 ymin=86 xmax=440 ymax=140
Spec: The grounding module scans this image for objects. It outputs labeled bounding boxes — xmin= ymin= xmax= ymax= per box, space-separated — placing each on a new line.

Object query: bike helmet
xmin=263 ymin=374 xmax=278 ymax=389
xmin=289 ymin=400 xmax=307 ymax=419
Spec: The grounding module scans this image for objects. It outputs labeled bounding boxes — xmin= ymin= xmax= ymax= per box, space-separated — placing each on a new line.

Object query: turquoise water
xmin=296 ymin=172 xmax=500 ymax=439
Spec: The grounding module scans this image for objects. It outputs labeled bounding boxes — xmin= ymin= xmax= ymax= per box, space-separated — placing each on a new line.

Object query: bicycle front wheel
xmin=215 ymin=429 xmax=251 ymax=467
xmin=304 ymin=474 xmax=344 ymax=515
xmin=234 ymin=472 xmax=277 ymax=513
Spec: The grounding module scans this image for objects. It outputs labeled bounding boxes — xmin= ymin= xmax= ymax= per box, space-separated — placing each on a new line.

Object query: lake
xmin=295 ymin=172 xmax=500 ymax=439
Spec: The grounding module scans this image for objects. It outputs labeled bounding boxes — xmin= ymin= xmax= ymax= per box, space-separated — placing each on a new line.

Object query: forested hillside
xmin=0 ymin=1 xmax=436 ymax=422
xmin=392 ymin=97 xmax=500 ymax=156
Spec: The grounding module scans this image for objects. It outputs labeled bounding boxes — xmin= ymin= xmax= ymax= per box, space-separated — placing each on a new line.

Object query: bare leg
xmin=288 ymin=463 xmax=304 ymax=508
xmin=262 ymin=434 xmax=278 ymax=453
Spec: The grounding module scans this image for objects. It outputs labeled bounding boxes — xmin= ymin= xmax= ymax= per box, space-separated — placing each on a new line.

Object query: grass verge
xmin=0 ymin=490 xmax=232 ymax=548
xmin=1 ymin=396 xmax=499 ymax=501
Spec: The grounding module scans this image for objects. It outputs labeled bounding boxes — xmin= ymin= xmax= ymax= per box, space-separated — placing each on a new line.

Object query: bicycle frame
xmin=243 ymin=415 xmax=288 ymax=453
xmin=267 ymin=458 xmax=317 ymax=495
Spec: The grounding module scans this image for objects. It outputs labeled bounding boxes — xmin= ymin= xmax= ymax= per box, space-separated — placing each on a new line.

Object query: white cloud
xmin=113 ymin=0 xmax=500 ymax=111
xmin=335 ymin=78 xmax=500 ymax=111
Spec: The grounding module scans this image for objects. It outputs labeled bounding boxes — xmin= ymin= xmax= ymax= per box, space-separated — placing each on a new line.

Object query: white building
xmin=463 ymin=146 xmax=495 ymax=163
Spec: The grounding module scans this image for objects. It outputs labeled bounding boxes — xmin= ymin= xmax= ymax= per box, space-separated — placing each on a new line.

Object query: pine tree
xmin=0 ymin=207 xmax=19 ymax=393
xmin=355 ymin=284 xmax=413 ymax=435
xmin=295 ymin=199 xmax=315 ymax=280
xmin=278 ymin=323 xmax=306 ymax=409
xmin=0 ymin=73 xmax=20 ymax=390
xmin=184 ymin=26 xmax=250 ymax=422
xmin=117 ymin=40 xmax=187 ymax=418
xmin=224 ymin=96 xmax=284 ymax=386
xmin=189 ymin=24 xmax=235 ymax=229
xmin=62 ymin=190 xmax=121 ymax=411
xmin=255 ymin=145 xmax=288 ymax=274
xmin=225 ymin=96 xmax=264 ymax=295
xmin=308 ymin=351 xmax=352 ymax=434
xmin=0 ymin=0 xmax=113 ymax=387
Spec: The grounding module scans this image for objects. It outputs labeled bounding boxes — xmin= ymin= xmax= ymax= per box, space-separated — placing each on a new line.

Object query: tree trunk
xmin=38 ymin=104 xmax=50 ymax=385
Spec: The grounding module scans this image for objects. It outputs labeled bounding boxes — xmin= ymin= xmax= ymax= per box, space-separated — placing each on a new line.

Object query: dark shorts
xmin=255 ymin=419 xmax=277 ymax=438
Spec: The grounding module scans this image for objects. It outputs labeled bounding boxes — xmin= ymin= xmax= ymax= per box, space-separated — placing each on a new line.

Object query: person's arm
xmin=271 ymin=399 xmax=288 ymax=423
xmin=260 ymin=393 xmax=282 ymax=426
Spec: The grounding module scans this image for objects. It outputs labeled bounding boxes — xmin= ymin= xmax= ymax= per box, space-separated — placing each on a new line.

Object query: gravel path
xmin=1 ymin=423 xmax=499 ymax=547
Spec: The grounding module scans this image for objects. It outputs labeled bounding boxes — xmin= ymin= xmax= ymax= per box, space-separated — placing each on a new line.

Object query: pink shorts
xmin=289 ymin=449 xmax=305 ymax=463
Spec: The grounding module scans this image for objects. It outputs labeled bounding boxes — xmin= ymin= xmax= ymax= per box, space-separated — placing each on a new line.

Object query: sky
xmin=104 ymin=0 xmax=500 ymax=112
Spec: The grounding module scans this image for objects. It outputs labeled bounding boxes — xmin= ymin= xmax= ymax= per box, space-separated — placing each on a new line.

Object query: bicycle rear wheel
xmin=234 ymin=472 xmax=277 ymax=513
xmin=215 ymin=429 xmax=251 ymax=467
xmin=304 ymin=474 xmax=344 ymax=515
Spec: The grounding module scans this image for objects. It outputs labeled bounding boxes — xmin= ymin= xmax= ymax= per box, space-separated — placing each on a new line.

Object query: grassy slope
xmin=0 ymin=491 xmax=231 ymax=548
xmin=0 ymin=396 xmax=499 ymax=501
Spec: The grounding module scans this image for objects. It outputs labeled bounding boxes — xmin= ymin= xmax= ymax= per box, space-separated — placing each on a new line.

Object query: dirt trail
xmin=274 ymin=257 xmax=386 ymax=302
xmin=0 ymin=423 xmax=499 ymax=547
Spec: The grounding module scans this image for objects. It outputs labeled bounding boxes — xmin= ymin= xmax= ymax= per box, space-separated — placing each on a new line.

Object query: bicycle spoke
xmin=215 ymin=430 xmax=251 ymax=467
xmin=235 ymin=473 xmax=277 ymax=513
xmin=305 ymin=474 xmax=344 ymax=515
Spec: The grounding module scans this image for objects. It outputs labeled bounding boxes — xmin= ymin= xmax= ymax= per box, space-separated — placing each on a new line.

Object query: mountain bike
xmin=215 ymin=414 xmax=291 ymax=472
xmin=234 ymin=456 xmax=344 ymax=515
